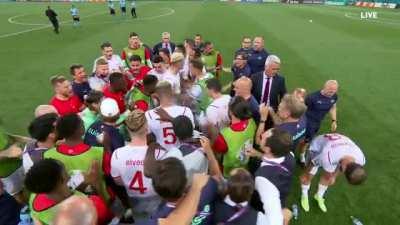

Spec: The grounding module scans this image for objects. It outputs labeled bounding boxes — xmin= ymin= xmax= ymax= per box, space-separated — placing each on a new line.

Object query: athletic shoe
xmin=301 ymin=195 xmax=310 ymax=212
xmin=314 ymin=194 xmax=327 ymax=212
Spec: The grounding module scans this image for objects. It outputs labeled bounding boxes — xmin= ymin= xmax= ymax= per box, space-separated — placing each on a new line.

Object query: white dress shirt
xmin=255 ymin=156 xmax=285 ymax=225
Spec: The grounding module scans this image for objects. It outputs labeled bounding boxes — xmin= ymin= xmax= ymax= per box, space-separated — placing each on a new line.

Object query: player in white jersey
xmin=205 ymin=78 xmax=231 ymax=138
xmin=300 ymin=133 xmax=367 ymax=213
xmin=70 ymin=5 xmax=80 ymax=27
xmin=145 ymin=81 xmax=194 ymax=151
xmin=111 ymin=110 xmax=166 ymax=215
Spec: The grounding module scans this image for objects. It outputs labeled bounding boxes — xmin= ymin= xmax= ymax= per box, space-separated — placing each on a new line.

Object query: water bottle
xmin=292 ymin=204 xmax=299 ymax=220
xmin=350 ymin=216 xmax=363 ymax=225
xmin=18 ymin=206 xmax=33 ymax=225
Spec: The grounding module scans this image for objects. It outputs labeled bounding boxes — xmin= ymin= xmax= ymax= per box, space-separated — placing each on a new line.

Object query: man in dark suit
xmin=251 ymin=55 xmax=286 ymax=111
xmin=153 ymin=32 xmax=176 ymax=56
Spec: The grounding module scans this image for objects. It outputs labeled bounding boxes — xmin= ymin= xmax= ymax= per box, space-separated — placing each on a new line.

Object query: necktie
xmin=262 ymin=77 xmax=270 ymax=103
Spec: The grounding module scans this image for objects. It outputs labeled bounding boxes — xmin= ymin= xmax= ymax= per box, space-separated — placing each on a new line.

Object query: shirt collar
xmin=261 ymin=155 xmax=285 ymax=165
xmin=230 ymin=119 xmax=249 ymax=131
xmin=224 ymin=195 xmax=248 ymax=207
xmin=57 ymin=143 xmax=91 ymax=156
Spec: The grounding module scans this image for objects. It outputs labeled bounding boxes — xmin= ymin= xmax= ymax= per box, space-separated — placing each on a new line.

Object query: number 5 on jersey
xmin=129 ymin=171 xmax=147 ymax=194
xmin=163 ymin=127 xmax=177 ymax=144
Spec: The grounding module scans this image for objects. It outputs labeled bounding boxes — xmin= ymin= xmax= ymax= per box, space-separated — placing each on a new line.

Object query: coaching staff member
xmin=45 ymin=6 xmax=59 ymax=34
xmin=251 ymin=55 xmax=286 ymax=111
xmin=299 ymin=80 xmax=339 ymax=164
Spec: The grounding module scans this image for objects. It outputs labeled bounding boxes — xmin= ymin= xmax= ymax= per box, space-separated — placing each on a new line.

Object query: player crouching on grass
xmin=300 ymin=133 xmax=367 ymax=213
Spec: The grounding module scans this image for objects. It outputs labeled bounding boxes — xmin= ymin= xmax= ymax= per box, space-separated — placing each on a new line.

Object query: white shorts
xmin=0 ymin=166 xmax=24 ymax=195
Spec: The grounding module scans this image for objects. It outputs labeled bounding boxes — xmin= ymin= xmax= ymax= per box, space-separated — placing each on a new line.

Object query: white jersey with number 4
xmin=111 ymin=145 xmax=166 ymax=198
xmin=310 ymin=133 xmax=366 ymax=173
xmin=145 ymin=105 xmax=194 ymax=151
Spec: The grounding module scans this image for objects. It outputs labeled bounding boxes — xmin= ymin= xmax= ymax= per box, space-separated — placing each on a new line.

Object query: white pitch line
xmin=0 ymin=11 xmax=106 ymax=39
xmin=8 ymin=14 xmax=47 ymax=26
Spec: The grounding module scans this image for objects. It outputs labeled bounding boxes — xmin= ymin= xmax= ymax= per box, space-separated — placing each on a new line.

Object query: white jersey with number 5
xmin=310 ymin=133 xmax=366 ymax=173
xmin=145 ymin=105 xmax=195 ymax=151
xmin=111 ymin=145 xmax=166 ymax=198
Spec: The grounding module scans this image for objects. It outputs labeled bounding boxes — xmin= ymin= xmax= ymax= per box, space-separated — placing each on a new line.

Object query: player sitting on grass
xmin=300 ymin=133 xmax=367 ymax=213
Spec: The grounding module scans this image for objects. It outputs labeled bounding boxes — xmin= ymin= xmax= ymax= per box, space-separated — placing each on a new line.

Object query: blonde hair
xmin=125 ymin=110 xmax=147 ymax=134
xmin=280 ymin=94 xmax=307 ymax=119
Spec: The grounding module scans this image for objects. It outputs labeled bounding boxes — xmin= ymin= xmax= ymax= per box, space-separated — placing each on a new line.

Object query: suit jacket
xmin=153 ymin=42 xmax=176 ymax=55
xmin=251 ymin=72 xmax=287 ymax=110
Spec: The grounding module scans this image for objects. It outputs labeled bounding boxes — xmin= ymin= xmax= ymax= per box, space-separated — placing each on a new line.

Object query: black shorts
xmin=73 ymin=16 xmax=80 ymax=21
xmin=110 ymin=8 xmax=116 ymax=15
xmin=305 ymin=120 xmax=321 ymax=142
xmin=121 ymin=7 xmax=126 ymax=12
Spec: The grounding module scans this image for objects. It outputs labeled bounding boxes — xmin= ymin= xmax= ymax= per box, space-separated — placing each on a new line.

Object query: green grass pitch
xmin=0 ymin=1 xmax=399 ymax=224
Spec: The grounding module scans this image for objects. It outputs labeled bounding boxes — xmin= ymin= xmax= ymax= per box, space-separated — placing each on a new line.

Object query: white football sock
xmin=301 ymin=184 xmax=310 ymax=197
xmin=300 ymin=153 xmax=306 ymax=163
xmin=317 ymin=184 xmax=328 ymax=198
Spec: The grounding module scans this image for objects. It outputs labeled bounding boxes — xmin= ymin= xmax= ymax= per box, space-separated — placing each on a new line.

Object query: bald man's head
xmin=322 ymin=80 xmax=339 ymax=97
xmin=233 ymin=77 xmax=252 ymax=99
xmin=54 ymin=196 xmax=97 ymax=225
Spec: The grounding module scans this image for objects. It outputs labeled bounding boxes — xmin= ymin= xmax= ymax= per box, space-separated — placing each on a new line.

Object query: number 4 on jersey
xmin=129 ymin=171 xmax=147 ymax=194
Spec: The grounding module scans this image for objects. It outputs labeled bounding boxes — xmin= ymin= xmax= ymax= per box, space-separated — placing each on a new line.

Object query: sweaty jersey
xmin=145 ymin=106 xmax=194 ymax=151
xmin=111 ymin=145 xmax=166 ymax=198
xmin=310 ymin=133 xmax=366 ymax=173
xmin=206 ymin=95 xmax=231 ymax=130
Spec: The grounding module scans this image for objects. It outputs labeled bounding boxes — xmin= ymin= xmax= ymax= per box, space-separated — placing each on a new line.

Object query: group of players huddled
xmin=0 ymin=31 xmax=367 ymax=225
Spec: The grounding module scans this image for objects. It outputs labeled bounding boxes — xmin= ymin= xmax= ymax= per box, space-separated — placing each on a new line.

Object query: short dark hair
xmin=25 ymin=159 xmax=65 ymax=193
xmin=235 ymin=52 xmax=248 ymax=60
xmin=184 ymin=39 xmax=195 ymax=47
xmin=192 ymin=48 xmax=202 ymax=58
xmin=229 ymin=96 xmax=252 ymax=120
xmin=84 ymin=90 xmax=103 ymax=105
xmin=204 ymin=41 xmax=212 ymax=47
xmin=206 ymin=78 xmax=222 ymax=93
xmin=190 ymin=59 xmax=204 ymax=71
xmin=152 ymin=55 xmax=164 ymax=64
xmin=264 ymin=128 xmax=293 ymax=158
xmin=143 ymin=74 xmax=158 ymax=87
xmin=129 ymin=32 xmax=138 ymax=38
xmin=100 ymin=41 xmax=112 ymax=49
xmin=344 ymin=162 xmax=367 ymax=185
xmin=69 ymin=64 xmax=84 ymax=76
xmin=152 ymin=158 xmax=187 ymax=201
xmin=195 ymin=34 xmax=202 ymax=38
xmin=28 ymin=113 xmax=58 ymax=142
xmin=56 ymin=114 xmax=83 ymax=140
xmin=172 ymin=116 xmax=193 ymax=141
xmin=227 ymin=169 xmax=254 ymax=203
xmin=129 ymin=55 xmax=142 ymax=63
xmin=159 ymin=48 xmax=170 ymax=57
xmin=109 ymin=72 xmax=124 ymax=84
